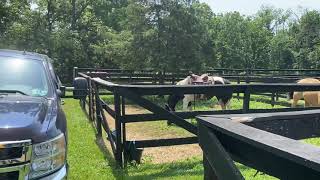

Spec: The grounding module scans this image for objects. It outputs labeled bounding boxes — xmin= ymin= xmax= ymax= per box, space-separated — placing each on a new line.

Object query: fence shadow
xmin=95 ymin=137 xmax=126 ymax=180
xmin=122 ymin=158 xmax=203 ymax=179
xmin=94 ymin=133 xmax=203 ymax=180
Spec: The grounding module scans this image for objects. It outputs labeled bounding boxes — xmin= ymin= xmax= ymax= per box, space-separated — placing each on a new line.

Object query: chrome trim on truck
xmin=0 ymin=140 xmax=32 ymax=166
xmin=0 ymin=140 xmax=32 ymax=180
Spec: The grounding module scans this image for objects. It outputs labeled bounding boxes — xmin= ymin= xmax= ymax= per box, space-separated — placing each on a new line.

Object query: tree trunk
xmin=71 ymin=0 xmax=76 ymax=30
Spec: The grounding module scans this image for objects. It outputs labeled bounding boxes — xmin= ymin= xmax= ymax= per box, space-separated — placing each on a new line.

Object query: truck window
xmin=0 ymin=57 xmax=49 ymax=97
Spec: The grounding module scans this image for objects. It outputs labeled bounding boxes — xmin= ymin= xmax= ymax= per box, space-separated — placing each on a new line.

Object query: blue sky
xmin=200 ymin=0 xmax=320 ymax=15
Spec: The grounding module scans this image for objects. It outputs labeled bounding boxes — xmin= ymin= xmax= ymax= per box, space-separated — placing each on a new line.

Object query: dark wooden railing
xmin=75 ymin=70 xmax=320 ymax=168
xmin=197 ymin=111 xmax=320 ymax=180
xmin=73 ymin=67 xmax=320 ymax=85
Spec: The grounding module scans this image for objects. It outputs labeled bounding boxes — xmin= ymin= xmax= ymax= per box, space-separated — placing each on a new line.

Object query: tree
xmin=291 ymin=10 xmax=320 ymax=68
xmin=1 ymin=0 xmax=320 ymax=84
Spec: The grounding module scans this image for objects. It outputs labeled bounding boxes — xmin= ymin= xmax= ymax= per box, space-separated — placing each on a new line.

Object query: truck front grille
xmin=0 ymin=147 xmax=23 ymax=161
xmin=0 ymin=140 xmax=32 ymax=180
xmin=0 ymin=171 xmax=19 ymax=180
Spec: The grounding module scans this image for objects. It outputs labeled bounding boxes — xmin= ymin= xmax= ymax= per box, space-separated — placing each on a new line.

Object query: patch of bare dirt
xmin=104 ymin=105 xmax=202 ymax=164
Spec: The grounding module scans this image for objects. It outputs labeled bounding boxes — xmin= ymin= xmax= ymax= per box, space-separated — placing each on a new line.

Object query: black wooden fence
xmin=71 ymin=67 xmax=320 ymax=105
xmin=73 ymin=67 xmax=320 ymax=85
xmin=197 ymin=110 xmax=320 ymax=180
xmin=75 ymin=70 xmax=320 ymax=168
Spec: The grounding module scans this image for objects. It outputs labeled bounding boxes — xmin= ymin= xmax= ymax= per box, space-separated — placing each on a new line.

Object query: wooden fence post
xmin=94 ymin=84 xmax=102 ymax=137
xmin=129 ymin=70 xmax=133 ymax=84
xmin=245 ymin=69 xmax=250 ymax=84
xmin=87 ymin=77 xmax=93 ymax=121
xmin=73 ymin=67 xmax=78 ymax=80
xmin=237 ymin=77 xmax=240 ymax=100
xmin=243 ymin=87 xmax=250 ymax=113
xmin=121 ymin=97 xmax=127 ymax=166
xmin=172 ymin=75 xmax=175 ymax=85
xmin=92 ymin=83 xmax=96 ymax=122
xmin=160 ymin=71 xmax=165 ymax=85
xmin=114 ymin=90 xmax=123 ymax=167
xmin=271 ymin=92 xmax=275 ymax=107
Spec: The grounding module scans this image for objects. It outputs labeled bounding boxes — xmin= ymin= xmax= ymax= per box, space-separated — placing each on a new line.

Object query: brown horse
xmin=291 ymin=78 xmax=320 ymax=107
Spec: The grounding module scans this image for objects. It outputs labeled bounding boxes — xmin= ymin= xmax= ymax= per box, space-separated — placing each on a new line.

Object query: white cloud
xmin=200 ymin=0 xmax=320 ymax=15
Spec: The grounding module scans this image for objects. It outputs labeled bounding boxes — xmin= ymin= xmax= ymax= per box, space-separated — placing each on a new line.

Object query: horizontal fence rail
xmin=73 ymin=67 xmax=320 ymax=85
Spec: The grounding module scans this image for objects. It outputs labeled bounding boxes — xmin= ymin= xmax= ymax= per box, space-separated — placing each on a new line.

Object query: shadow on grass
xmin=123 ymin=159 xmax=203 ymax=180
xmin=95 ymin=137 xmax=125 ymax=180
xmin=94 ymin=135 xmax=203 ymax=179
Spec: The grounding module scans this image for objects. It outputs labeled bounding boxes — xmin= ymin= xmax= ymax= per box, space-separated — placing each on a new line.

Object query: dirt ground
xmin=104 ymin=105 xmax=202 ymax=164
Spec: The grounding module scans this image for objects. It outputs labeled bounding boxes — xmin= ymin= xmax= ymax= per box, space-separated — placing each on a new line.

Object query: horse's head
xmin=190 ymin=74 xmax=210 ymax=85
xmin=200 ymin=74 xmax=210 ymax=83
xmin=186 ymin=74 xmax=201 ymax=84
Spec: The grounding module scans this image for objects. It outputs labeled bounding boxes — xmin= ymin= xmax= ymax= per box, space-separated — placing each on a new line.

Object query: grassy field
xmin=65 ymin=98 xmax=205 ymax=180
xmin=64 ymin=94 xmax=311 ymax=180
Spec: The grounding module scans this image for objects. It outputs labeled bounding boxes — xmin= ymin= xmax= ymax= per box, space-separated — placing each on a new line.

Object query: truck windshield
xmin=0 ymin=57 xmax=49 ymax=97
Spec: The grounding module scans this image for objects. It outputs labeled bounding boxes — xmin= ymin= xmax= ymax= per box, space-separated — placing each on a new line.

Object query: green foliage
xmin=0 ymin=1 xmax=320 ymax=83
xmin=291 ymin=10 xmax=320 ymax=68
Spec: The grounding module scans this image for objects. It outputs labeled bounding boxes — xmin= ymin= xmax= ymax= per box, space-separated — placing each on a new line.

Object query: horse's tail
xmin=287 ymin=91 xmax=294 ymax=100
xmin=223 ymin=78 xmax=231 ymax=85
xmin=166 ymin=94 xmax=185 ymax=112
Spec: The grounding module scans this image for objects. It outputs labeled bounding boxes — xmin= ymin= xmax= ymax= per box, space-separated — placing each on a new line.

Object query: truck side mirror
xmin=73 ymin=77 xmax=88 ymax=100
xmin=57 ymin=89 xmax=62 ymax=97
xmin=59 ymin=86 xmax=66 ymax=97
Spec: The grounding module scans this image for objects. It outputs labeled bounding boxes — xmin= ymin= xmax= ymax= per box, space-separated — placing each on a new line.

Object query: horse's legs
xmin=226 ymin=100 xmax=231 ymax=110
xmin=183 ymin=95 xmax=192 ymax=111
xmin=167 ymin=94 xmax=184 ymax=111
xmin=217 ymin=96 xmax=232 ymax=110
xmin=305 ymin=100 xmax=310 ymax=107
xmin=187 ymin=101 xmax=193 ymax=111
xmin=166 ymin=93 xmax=184 ymax=126
xmin=292 ymin=92 xmax=302 ymax=107
xmin=218 ymin=100 xmax=226 ymax=110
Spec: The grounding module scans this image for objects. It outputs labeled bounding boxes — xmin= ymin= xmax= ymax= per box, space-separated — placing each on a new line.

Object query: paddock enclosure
xmin=71 ymin=67 xmax=320 ymax=179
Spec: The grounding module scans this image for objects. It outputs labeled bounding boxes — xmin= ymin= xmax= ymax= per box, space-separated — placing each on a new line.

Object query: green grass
xmin=64 ymin=99 xmax=119 ymax=179
xmin=64 ymin=95 xmax=313 ymax=180
xmin=65 ymin=98 xmax=203 ymax=180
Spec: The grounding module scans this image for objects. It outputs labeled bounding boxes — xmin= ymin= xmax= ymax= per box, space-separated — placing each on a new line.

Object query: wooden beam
xmin=117 ymin=87 xmax=198 ymax=135
xmin=198 ymin=123 xmax=244 ymax=180
xmin=197 ymin=114 xmax=320 ymax=180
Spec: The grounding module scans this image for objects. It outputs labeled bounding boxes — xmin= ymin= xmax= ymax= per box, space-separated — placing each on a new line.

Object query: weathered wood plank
xmin=132 ymin=137 xmax=198 ymax=148
xmin=198 ymin=123 xmax=244 ymax=180
xmin=117 ymin=88 xmax=198 ymax=135
xmin=197 ymin=112 xmax=320 ymax=179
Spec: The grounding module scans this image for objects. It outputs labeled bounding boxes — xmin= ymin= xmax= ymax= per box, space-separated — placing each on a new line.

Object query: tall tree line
xmin=0 ymin=0 xmax=320 ymax=82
